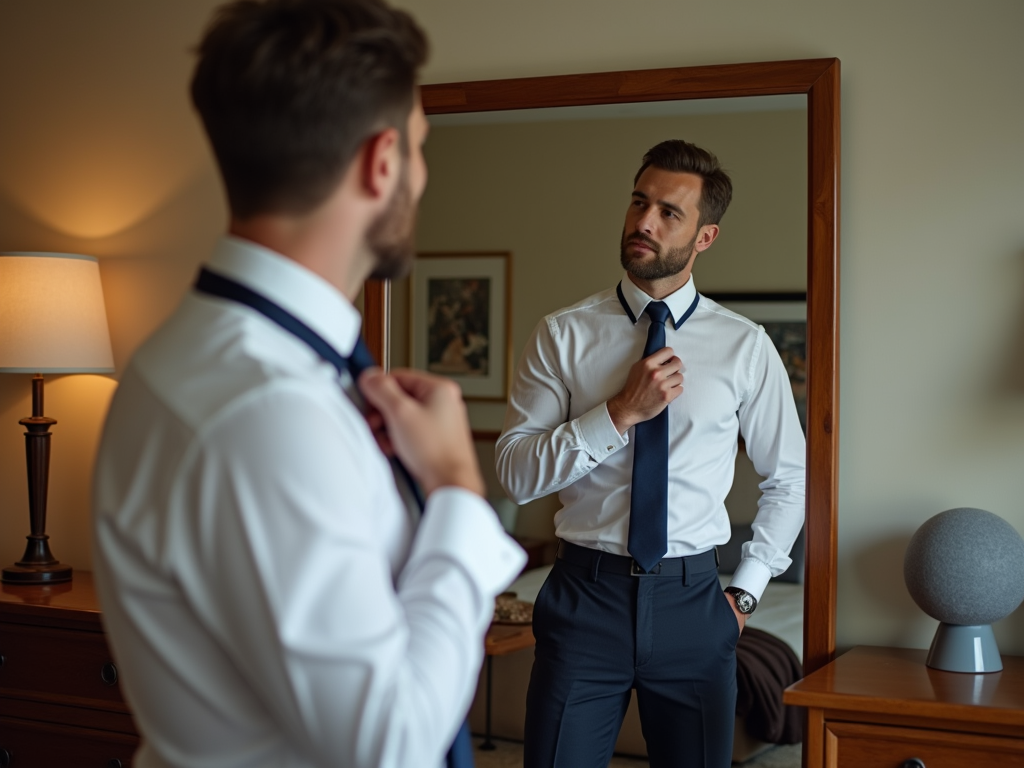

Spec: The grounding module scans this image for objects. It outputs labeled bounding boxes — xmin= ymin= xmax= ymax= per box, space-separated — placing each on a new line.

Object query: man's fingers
xmin=358 ymin=369 xmax=410 ymax=417
xmin=609 ymin=348 xmax=687 ymax=432
xmin=363 ymin=411 xmax=394 ymax=455
xmin=386 ymin=367 xmax=436 ymax=387
xmin=354 ymin=367 xmax=483 ymax=496
xmin=642 ymin=358 xmax=683 ymax=384
xmin=641 ymin=350 xmax=683 ymax=379
xmin=388 ymin=367 xmax=463 ymax=404
xmin=644 ymin=346 xmax=677 ymax=365
xmin=373 ymin=430 xmax=394 ymax=456
xmin=365 ymin=410 xmax=385 ymax=432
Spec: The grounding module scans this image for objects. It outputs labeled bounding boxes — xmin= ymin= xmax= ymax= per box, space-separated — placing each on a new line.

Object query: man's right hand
xmin=358 ymin=368 xmax=486 ymax=498
xmin=606 ymin=346 xmax=684 ymax=434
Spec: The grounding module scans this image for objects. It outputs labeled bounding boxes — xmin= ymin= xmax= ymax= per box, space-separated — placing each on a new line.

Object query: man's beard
xmin=619 ymin=229 xmax=697 ymax=280
xmin=367 ymin=164 xmax=418 ymax=281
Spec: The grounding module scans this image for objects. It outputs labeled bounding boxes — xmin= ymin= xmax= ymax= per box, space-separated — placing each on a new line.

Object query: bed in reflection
xmin=469 ymin=524 xmax=805 ymax=763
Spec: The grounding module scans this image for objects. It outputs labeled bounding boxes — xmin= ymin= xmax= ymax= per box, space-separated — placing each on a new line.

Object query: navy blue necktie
xmin=194 ymin=268 xmax=474 ymax=768
xmin=628 ymin=301 xmax=672 ymax=573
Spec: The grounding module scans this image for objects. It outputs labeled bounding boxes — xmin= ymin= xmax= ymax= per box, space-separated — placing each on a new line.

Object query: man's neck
xmin=626 ymin=268 xmax=693 ymax=301
xmin=229 ymin=206 xmax=371 ymax=302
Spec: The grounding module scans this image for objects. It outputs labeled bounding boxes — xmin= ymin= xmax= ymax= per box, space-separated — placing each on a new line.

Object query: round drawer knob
xmin=100 ymin=662 xmax=119 ymax=686
xmin=0 ymin=748 xmax=10 ymax=767
xmin=902 ymin=760 xmax=926 ymax=768
xmin=108 ymin=759 xmax=123 ymax=768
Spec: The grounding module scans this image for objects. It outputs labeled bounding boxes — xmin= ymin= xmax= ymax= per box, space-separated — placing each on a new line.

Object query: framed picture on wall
xmin=409 ymin=252 xmax=512 ymax=401
xmin=706 ymin=292 xmax=807 ymax=432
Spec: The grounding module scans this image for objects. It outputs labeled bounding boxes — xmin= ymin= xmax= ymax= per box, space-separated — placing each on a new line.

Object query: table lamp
xmin=0 ymin=252 xmax=114 ymax=584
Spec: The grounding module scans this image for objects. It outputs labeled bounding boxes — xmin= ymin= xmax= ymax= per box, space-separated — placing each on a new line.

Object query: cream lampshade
xmin=0 ymin=252 xmax=114 ymax=584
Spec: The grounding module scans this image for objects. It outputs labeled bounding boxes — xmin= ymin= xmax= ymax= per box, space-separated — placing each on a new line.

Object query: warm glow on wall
xmin=0 ymin=133 xmax=210 ymax=241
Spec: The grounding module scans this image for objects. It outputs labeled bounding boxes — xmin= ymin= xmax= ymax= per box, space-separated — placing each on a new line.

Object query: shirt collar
xmin=205 ymin=236 xmax=362 ymax=357
xmin=618 ymin=273 xmax=698 ymax=327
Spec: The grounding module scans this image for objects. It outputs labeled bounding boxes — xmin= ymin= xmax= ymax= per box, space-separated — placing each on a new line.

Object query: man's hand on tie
xmin=359 ymin=368 xmax=486 ymax=498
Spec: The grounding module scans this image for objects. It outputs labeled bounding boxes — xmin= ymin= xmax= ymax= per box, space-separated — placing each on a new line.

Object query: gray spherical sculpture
xmin=904 ymin=507 xmax=1024 ymax=673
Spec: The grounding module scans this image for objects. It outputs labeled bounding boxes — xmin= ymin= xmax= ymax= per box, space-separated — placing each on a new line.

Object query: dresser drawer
xmin=827 ymin=721 xmax=1024 ymax=767
xmin=0 ymin=715 xmax=136 ymax=767
xmin=0 ymin=622 xmax=127 ymax=709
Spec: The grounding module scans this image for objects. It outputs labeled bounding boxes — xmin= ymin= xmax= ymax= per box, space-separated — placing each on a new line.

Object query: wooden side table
xmin=479 ymin=623 xmax=535 ymax=750
xmin=0 ymin=570 xmax=543 ymax=763
xmin=784 ymin=645 xmax=1024 ymax=767
xmin=0 ymin=571 xmax=139 ymax=767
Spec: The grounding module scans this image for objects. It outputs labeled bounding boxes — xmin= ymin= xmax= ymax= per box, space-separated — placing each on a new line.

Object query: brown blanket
xmin=735 ymin=626 xmax=804 ymax=744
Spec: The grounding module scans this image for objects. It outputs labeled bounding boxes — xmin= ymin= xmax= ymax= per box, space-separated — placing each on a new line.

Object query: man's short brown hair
xmin=634 ymin=140 xmax=733 ymax=229
xmin=191 ymin=0 xmax=427 ymax=219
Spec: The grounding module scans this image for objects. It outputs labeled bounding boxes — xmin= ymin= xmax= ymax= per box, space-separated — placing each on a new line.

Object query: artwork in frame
xmin=707 ymin=292 xmax=807 ymax=432
xmin=409 ymin=252 xmax=511 ymax=401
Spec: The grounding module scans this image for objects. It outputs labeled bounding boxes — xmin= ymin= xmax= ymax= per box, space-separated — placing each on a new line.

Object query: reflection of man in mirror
xmin=92 ymin=1 xmax=525 ymax=767
xmin=497 ymin=140 xmax=805 ymax=767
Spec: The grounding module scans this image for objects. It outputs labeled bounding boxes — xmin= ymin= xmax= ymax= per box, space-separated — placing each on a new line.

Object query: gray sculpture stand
xmin=926 ymin=623 xmax=1002 ymax=673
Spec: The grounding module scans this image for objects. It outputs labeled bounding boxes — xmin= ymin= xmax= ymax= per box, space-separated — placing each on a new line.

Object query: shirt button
xmin=607 ymin=445 xmax=614 ymax=451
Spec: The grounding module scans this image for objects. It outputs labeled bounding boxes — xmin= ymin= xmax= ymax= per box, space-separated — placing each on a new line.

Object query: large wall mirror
xmin=365 ymin=58 xmax=839 ymax=674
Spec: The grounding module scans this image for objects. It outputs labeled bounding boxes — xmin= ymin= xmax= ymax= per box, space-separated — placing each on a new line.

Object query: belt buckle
xmin=631 ymin=560 xmax=662 ymax=576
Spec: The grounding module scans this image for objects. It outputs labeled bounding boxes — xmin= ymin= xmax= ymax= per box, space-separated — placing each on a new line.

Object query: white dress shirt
xmin=496 ymin=275 xmax=804 ymax=600
xmin=93 ymin=236 xmax=525 ymax=768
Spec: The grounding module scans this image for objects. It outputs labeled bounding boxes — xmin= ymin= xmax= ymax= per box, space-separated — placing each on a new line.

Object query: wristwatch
xmin=724 ymin=586 xmax=758 ymax=614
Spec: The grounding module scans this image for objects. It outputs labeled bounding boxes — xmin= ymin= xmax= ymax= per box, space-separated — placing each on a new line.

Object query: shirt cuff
xmin=574 ymin=403 xmax=628 ymax=462
xmin=415 ymin=487 xmax=527 ymax=596
xmin=728 ymin=557 xmax=773 ymax=603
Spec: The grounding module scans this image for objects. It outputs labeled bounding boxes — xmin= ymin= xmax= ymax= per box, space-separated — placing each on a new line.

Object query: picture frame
xmin=409 ymin=252 xmax=512 ymax=401
xmin=706 ymin=292 xmax=807 ymax=432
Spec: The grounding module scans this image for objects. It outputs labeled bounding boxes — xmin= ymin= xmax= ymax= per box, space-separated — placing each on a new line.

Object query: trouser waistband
xmin=556 ymin=541 xmax=719 ymax=578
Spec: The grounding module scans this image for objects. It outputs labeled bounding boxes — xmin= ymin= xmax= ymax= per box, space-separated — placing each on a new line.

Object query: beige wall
xmin=1 ymin=1 xmax=1023 ymax=655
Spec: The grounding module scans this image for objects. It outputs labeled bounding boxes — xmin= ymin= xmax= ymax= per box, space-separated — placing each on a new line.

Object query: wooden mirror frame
xmin=364 ymin=58 xmax=840 ymax=675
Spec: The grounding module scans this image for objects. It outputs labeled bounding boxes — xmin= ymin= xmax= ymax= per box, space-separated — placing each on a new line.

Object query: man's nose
xmin=635 ymin=207 xmax=657 ymax=233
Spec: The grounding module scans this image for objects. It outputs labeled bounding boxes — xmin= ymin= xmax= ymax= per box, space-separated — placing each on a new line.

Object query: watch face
xmin=727 ymin=588 xmax=756 ymax=614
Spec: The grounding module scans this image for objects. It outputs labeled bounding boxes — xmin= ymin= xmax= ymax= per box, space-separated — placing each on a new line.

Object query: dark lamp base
xmin=2 ymin=562 xmax=73 ymax=585
xmin=6 ymin=377 xmax=74 ymax=587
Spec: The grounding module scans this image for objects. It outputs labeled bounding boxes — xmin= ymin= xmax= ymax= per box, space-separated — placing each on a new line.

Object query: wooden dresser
xmin=784 ymin=645 xmax=1024 ymax=767
xmin=0 ymin=572 xmax=138 ymax=767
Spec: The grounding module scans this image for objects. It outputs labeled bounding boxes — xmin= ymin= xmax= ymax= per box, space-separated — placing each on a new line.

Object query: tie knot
xmin=644 ymin=301 xmax=671 ymax=325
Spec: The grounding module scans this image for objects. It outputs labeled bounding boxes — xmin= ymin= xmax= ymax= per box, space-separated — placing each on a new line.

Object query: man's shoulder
xmin=695 ymin=295 xmax=764 ymax=336
xmin=126 ymin=294 xmax=338 ymax=431
xmin=543 ymin=286 xmax=621 ymax=332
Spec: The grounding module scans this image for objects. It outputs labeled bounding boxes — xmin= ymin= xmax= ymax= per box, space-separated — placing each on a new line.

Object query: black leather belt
xmin=557 ymin=541 xmax=719 ymax=577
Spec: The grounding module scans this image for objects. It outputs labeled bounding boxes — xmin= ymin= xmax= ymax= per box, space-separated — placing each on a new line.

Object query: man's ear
xmin=359 ymin=126 xmax=401 ymax=200
xmin=694 ymin=223 xmax=720 ymax=253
